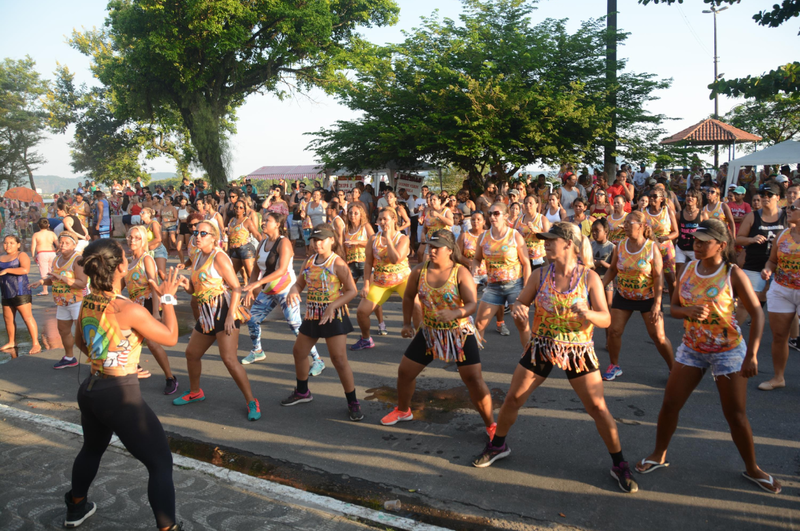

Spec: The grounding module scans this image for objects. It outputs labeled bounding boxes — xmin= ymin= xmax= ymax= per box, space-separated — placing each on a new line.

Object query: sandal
xmin=742 ymin=472 xmax=782 ymax=494
xmin=757 ymin=380 xmax=786 ymax=391
xmin=635 ymin=458 xmax=670 ymax=474
xmin=137 ymin=366 xmax=152 ymax=379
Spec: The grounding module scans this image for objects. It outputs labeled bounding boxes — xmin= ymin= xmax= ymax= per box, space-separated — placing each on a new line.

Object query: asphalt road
xmin=1 ymin=255 xmax=798 ymax=530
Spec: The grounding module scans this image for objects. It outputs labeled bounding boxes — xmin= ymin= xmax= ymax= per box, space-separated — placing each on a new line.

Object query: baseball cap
xmin=734 ymin=186 xmax=746 ymax=194
xmin=775 ymin=175 xmax=789 ymax=184
xmin=693 ymin=219 xmax=728 ymax=242
xmin=692 ymin=175 xmax=702 ymax=181
xmin=508 ymin=189 xmax=520 ymax=196
xmin=309 ymin=225 xmax=335 ymax=241
xmin=426 ymin=229 xmax=457 ymax=251
xmin=760 ymin=183 xmax=781 ymax=196
xmin=536 ymin=223 xmax=580 ymax=245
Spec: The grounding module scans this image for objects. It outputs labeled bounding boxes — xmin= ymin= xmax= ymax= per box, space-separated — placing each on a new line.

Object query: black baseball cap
xmin=426 ymin=229 xmax=457 ymax=251
xmin=693 ymin=219 xmax=728 ymax=242
xmin=309 ymin=225 xmax=335 ymax=241
xmin=759 ymin=183 xmax=781 ymax=196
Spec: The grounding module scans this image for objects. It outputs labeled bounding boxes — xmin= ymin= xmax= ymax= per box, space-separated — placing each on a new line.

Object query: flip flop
xmin=742 ymin=472 xmax=782 ymax=494
xmin=635 ymin=458 xmax=670 ymax=474
xmin=757 ymin=381 xmax=786 ymax=391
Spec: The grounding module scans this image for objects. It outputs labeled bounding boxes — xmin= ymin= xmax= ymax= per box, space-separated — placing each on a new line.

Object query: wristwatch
xmin=160 ymin=294 xmax=178 ymax=306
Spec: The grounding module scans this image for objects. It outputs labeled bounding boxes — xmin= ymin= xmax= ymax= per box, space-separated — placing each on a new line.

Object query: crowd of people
xmin=1 ymin=163 xmax=796 ymax=528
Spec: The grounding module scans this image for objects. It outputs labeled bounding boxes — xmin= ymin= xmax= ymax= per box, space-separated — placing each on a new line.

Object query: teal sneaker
xmin=309 ymin=358 xmax=325 ymax=376
xmin=173 ymin=390 xmax=206 ymax=406
xmin=242 ymin=350 xmax=266 ymax=365
xmin=247 ymin=399 xmax=261 ymax=421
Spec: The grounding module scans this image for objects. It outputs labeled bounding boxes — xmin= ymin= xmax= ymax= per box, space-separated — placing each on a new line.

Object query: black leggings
xmin=71 ymin=374 xmax=175 ymax=528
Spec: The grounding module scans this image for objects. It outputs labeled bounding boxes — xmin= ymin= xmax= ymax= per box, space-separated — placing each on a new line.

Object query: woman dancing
xmin=226 ymin=199 xmax=261 ymax=281
xmin=0 ymin=235 xmax=41 ymax=354
xmin=139 ymin=208 xmax=168 ymax=279
xmin=342 ymin=202 xmax=386 ymax=335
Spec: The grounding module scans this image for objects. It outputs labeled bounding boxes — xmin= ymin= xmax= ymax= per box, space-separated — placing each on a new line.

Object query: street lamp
xmin=703 ymin=5 xmax=728 ymax=168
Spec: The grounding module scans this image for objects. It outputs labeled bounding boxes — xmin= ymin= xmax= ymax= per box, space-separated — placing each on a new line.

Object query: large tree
xmin=0 ymin=56 xmax=49 ymax=190
xmin=723 ymin=94 xmax=800 ymax=153
xmin=309 ymin=0 xmax=670 ymax=185
xmin=71 ymin=0 xmax=400 ymax=190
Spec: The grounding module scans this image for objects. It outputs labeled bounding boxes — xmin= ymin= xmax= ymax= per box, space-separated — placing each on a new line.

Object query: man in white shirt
xmin=376 ymin=186 xmax=393 ymax=209
xmin=633 ymin=164 xmax=650 ymax=193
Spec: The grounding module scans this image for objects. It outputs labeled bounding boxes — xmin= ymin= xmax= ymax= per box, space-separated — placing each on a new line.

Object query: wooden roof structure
xmin=660 ymin=118 xmax=762 ymax=146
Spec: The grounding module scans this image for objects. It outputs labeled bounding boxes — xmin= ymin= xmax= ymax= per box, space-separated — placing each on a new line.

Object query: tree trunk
xmin=180 ymin=98 xmax=228 ymax=191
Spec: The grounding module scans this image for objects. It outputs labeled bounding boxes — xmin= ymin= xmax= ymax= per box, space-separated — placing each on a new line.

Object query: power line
xmin=677 ymin=4 xmax=712 ymax=58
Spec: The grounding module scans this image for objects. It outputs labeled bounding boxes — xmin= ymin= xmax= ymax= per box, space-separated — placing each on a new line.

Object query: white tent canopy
xmin=727 ymin=140 xmax=800 ymax=190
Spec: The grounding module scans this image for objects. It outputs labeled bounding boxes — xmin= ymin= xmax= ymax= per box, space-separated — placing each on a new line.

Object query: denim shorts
xmin=163 ymin=223 xmax=178 ymax=233
xmin=229 ymin=243 xmax=256 ymax=260
xmin=675 ymin=341 xmax=746 ymax=379
xmin=151 ymin=244 xmax=168 ymax=260
xmin=481 ymin=277 xmax=524 ymax=306
xmin=743 ymin=268 xmax=767 ymax=293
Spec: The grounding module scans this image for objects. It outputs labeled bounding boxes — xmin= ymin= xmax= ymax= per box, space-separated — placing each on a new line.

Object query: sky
xmin=1 ymin=0 xmax=797 ymax=179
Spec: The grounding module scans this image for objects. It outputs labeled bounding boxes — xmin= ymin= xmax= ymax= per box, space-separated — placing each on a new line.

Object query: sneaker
xmin=348 ymin=400 xmax=365 ymax=421
xmin=281 ymin=389 xmax=313 ymax=406
xmin=242 ymin=350 xmax=266 ymax=365
xmin=611 ymin=461 xmax=639 ymax=493
xmin=350 ymin=337 xmax=375 ymax=350
xmin=602 ymin=364 xmax=623 ymax=381
xmin=164 ymin=377 xmax=179 ymax=395
xmin=172 ymin=389 xmax=206 ymax=406
xmin=789 ymin=337 xmax=800 ymax=352
xmin=309 ymin=358 xmax=326 ymax=377
xmin=247 ymin=399 xmax=261 ymax=421
xmin=64 ymin=491 xmax=97 ymax=528
xmin=377 ymin=323 xmax=388 ymax=336
xmin=496 ymin=323 xmax=510 ymax=336
xmin=54 ymin=356 xmax=78 ymax=369
xmin=381 ymin=407 xmax=413 ymax=426
xmin=472 ymin=442 xmax=511 ymax=468
xmin=486 ymin=422 xmax=497 ymax=440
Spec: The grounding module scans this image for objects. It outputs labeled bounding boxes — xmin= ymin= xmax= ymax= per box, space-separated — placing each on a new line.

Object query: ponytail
xmin=578 ymin=234 xmax=594 ymax=269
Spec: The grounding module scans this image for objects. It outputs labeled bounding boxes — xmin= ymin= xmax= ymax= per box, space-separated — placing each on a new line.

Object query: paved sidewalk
xmin=0 ymin=412 xmax=382 ymax=531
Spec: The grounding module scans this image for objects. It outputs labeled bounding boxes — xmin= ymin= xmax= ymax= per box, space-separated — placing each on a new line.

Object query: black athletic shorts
xmin=519 ymin=342 xmax=599 ymax=380
xmin=349 ymin=261 xmax=365 ymax=282
xmin=611 ymin=293 xmax=656 ymax=313
xmin=299 ymin=313 xmax=354 ymax=339
xmin=194 ymin=297 xmax=241 ymax=336
xmin=403 ymin=329 xmax=481 ymax=367
xmin=2 ymin=295 xmax=32 ymax=307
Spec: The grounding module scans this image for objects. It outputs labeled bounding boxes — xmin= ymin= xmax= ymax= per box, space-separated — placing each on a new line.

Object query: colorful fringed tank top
xmin=616 ymin=238 xmax=655 ymax=300
xmin=125 ymin=254 xmax=153 ymax=305
xmin=515 ymin=214 xmax=545 ymax=261
xmin=774 ymin=229 xmax=800 ymax=290
xmin=480 ymin=227 xmax=521 ymax=283
xmin=418 ymin=262 xmax=476 ymax=362
xmin=79 ymin=293 xmax=143 ymax=376
xmin=228 ymin=217 xmax=250 ymax=247
xmin=461 ymin=231 xmax=486 ymax=276
xmin=703 ymin=202 xmax=728 ymax=226
xmin=345 ymin=226 xmax=368 ymax=264
xmin=192 ymin=249 xmax=248 ymax=333
xmin=372 ymin=232 xmax=411 ymax=287
xmin=530 ymin=265 xmax=598 ymax=374
xmin=679 ymin=261 xmax=741 ymax=353
xmin=52 ymin=253 xmax=86 ymax=306
xmin=608 ymin=212 xmax=627 ymax=243
xmin=302 ymin=253 xmax=348 ymax=321
xmin=645 ymin=207 xmax=671 ymax=238
xmin=424 ymin=209 xmax=451 ymax=234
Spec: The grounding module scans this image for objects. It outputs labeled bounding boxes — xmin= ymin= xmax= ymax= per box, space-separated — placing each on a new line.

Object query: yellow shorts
xmin=366 ymin=280 xmax=408 ymax=306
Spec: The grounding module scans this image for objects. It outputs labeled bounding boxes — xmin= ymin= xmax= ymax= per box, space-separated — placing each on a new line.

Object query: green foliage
xmin=71 ymin=0 xmax=400 ymax=190
xmin=0 ymin=56 xmax=49 ymax=190
xmin=723 ymin=93 xmax=800 ymax=152
xmin=310 ymin=0 xmax=670 ymax=187
xmin=639 ymin=0 xmax=800 ymax=97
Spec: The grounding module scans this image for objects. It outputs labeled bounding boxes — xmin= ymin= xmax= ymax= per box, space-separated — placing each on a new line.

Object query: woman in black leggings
xmin=67 ymin=239 xmax=182 ymax=530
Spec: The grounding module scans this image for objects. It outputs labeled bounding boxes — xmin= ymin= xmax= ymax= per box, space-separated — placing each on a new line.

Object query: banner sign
xmin=395 ymin=174 xmax=424 ymax=197
xmin=336 ymin=176 xmax=363 ymax=192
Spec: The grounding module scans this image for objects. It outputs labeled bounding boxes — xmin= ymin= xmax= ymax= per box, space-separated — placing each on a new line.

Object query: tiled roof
xmin=660 ymin=118 xmax=762 ymax=145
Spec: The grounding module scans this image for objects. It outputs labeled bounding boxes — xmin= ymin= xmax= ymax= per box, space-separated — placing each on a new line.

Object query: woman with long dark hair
xmin=65 ymin=239 xmax=182 ymax=529
xmin=226 ymin=199 xmax=261 ymax=281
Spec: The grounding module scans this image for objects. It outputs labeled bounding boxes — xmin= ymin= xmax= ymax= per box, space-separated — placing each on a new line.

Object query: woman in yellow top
xmin=472 ymin=223 xmax=638 ymax=494
xmin=602 ymin=210 xmax=674 ymax=382
xmin=759 ymin=199 xmax=800 ymax=391
xmin=284 ymin=224 xmax=362 ymax=421
xmin=381 ymin=230 xmax=495 ymax=438
xmin=644 ymin=189 xmax=679 ymax=301
xmin=30 ymin=232 xmax=88 ymax=370
xmin=172 ymin=221 xmax=261 ymax=421
xmin=607 ymin=196 xmax=628 ymax=244
xmin=514 ymin=194 xmax=550 ymax=271
xmin=64 ymin=239 xmax=183 ymax=530
xmin=139 ymin=208 xmax=167 ymax=280
xmin=636 ymin=219 xmax=781 ymax=495
xmin=226 ymin=199 xmax=262 ymax=281
xmin=472 ymin=202 xmax=531 ymax=347
xmin=195 ymin=197 xmax=225 ymax=249
xmin=701 ymin=184 xmax=736 ymax=237
xmin=570 ymin=198 xmax=595 ymax=237
xmin=352 ymin=208 xmax=418 ymax=350
xmin=124 ymin=225 xmax=178 ymax=394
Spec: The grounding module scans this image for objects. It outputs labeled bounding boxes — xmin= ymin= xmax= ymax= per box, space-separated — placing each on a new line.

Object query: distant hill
xmin=31 ymin=175 xmax=85 ymax=194
xmin=150 ymin=172 xmax=177 ymax=182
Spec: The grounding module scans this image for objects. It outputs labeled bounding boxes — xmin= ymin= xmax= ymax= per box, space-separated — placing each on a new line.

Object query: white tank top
xmin=545 ymin=207 xmax=562 ymax=224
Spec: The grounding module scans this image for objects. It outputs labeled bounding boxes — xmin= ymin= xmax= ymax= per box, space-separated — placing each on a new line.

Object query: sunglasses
xmin=789 ymin=205 xmax=799 ymax=211
xmin=763 ymin=192 xmax=777 ymax=198
xmin=193 ymin=230 xmax=211 ymax=238
xmin=489 ymin=211 xmax=503 ymax=217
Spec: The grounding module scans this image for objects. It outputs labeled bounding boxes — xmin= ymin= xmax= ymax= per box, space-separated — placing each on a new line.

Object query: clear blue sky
xmin=1 ymin=0 xmax=797 ymax=178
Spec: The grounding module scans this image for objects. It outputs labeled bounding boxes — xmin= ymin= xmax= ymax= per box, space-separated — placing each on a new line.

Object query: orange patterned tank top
xmin=515 ymin=214 xmax=545 ymax=262
xmin=703 ymin=202 xmax=728 ymax=226
xmin=302 ymin=252 xmax=349 ymax=321
xmin=608 ymin=212 xmax=627 ymax=243
xmin=480 ymin=227 xmax=521 ymax=283
xmin=461 ymin=231 xmax=486 ymax=276
xmin=774 ymin=229 xmax=800 ymax=290
xmin=645 ymin=207 xmax=671 ymax=238
xmin=679 ymin=261 xmax=741 ymax=353
xmin=417 ymin=262 xmax=476 ymax=362
xmin=228 ymin=218 xmax=250 ymax=247
xmin=192 ymin=249 xmax=248 ymax=333
xmin=372 ymin=232 xmax=411 ymax=288
xmin=530 ymin=265 xmax=598 ymax=373
xmin=345 ymin=226 xmax=368 ymax=264
xmin=52 ymin=252 xmax=86 ymax=306
xmin=79 ymin=293 xmax=143 ymax=376
xmin=125 ymin=254 xmax=153 ymax=305
xmin=616 ymin=238 xmax=655 ymax=300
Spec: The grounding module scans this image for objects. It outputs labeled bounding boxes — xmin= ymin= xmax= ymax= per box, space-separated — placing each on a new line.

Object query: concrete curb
xmin=0 ymin=403 xmax=450 ymax=531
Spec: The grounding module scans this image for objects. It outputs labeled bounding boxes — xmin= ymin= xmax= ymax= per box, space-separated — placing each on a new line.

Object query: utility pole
xmin=604 ymin=0 xmax=618 ymax=180
xmin=703 ymin=5 xmax=728 ymax=169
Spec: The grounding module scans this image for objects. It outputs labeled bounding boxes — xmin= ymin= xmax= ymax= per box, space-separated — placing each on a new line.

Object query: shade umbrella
xmin=4 ymin=187 xmax=43 ymax=204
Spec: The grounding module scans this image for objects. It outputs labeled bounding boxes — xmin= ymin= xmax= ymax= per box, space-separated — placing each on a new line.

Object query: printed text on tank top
xmin=462 ymin=231 xmax=487 ymax=276
xmin=677 ymin=208 xmax=701 ymax=251
xmin=345 ymin=226 xmax=369 ymax=263
xmin=480 ymin=226 xmax=521 ymax=283
xmin=743 ymin=209 xmax=786 ymax=271
xmin=52 ymin=252 xmax=86 ymax=306
xmin=774 ymin=229 xmax=800 ymax=290
xmin=515 ymin=214 xmax=545 ymax=261
xmin=418 ymin=262 xmax=476 ymax=362
xmin=530 ymin=264 xmax=598 ymax=373
xmin=679 ymin=261 xmax=741 ymax=353
xmin=616 ymin=238 xmax=655 ymax=300
xmin=80 ymin=293 xmax=143 ymax=376
xmin=372 ymin=232 xmax=411 ymax=287
xmin=302 ymin=252 xmax=348 ymax=321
